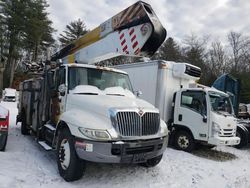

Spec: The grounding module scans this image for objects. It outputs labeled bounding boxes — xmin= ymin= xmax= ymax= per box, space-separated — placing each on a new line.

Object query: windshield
xmin=68 ymin=67 xmax=133 ymax=92
xmin=209 ymin=92 xmax=233 ymax=114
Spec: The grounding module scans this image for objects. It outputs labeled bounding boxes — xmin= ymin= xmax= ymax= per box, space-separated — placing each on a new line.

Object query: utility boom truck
xmin=114 ymin=60 xmax=240 ymax=152
xmin=16 ymin=1 xmax=168 ymax=182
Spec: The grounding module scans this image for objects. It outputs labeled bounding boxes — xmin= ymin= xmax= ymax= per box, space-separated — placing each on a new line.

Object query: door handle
xmin=178 ymin=114 xmax=182 ymax=121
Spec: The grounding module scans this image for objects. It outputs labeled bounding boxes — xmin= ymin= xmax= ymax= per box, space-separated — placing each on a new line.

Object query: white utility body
xmin=115 ymin=60 xmax=240 ymax=151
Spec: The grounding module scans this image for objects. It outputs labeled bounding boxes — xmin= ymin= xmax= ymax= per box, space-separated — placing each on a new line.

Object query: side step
xmin=44 ymin=123 xmax=56 ymax=131
xmin=38 ymin=141 xmax=52 ymax=151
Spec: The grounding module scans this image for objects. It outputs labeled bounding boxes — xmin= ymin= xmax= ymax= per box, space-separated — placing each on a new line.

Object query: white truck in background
xmin=2 ymin=88 xmax=16 ymax=102
xmin=115 ymin=60 xmax=240 ymax=152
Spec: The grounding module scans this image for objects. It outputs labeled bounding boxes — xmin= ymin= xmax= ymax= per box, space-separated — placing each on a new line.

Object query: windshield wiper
xmin=75 ymin=93 xmax=98 ymax=95
xmin=106 ymin=93 xmax=125 ymax=96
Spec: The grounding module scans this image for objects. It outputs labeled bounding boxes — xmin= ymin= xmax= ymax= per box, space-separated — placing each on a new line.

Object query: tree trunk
xmin=9 ymin=59 xmax=17 ymax=87
xmin=0 ymin=67 xmax=5 ymax=96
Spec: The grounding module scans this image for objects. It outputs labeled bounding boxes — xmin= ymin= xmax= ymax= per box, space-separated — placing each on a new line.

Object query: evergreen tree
xmin=181 ymin=34 xmax=209 ymax=84
xmin=2 ymin=0 xmax=28 ymax=87
xmin=59 ymin=19 xmax=88 ymax=47
xmin=23 ymin=0 xmax=55 ymax=61
xmin=156 ymin=37 xmax=182 ymax=61
xmin=1 ymin=0 xmax=55 ymax=87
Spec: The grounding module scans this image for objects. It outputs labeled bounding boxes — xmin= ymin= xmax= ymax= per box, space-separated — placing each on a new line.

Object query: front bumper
xmin=75 ymin=136 xmax=168 ymax=163
xmin=208 ymin=136 xmax=240 ymax=146
xmin=4 ymin=98 xmax=16 ymax=102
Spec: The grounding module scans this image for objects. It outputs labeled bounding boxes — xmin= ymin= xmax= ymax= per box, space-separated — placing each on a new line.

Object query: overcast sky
xmin=47 ymin=0 xmax=250 ymax=43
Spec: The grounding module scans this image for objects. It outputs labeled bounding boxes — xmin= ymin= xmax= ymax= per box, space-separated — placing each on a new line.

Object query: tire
xmin=235 ymin=129 xmax=248 ymax=149
xmin=139 ymin=154 xmax=163 ymax=167
xmin=57 ymin=128 xmax=85 ymax=182
xmin=21 ymin=111 xmax=30 ymax=135
xmin=0 ymin=134 xmax=8 ymax=152
xmin=174 ymin=130 xmax=195 ymax=152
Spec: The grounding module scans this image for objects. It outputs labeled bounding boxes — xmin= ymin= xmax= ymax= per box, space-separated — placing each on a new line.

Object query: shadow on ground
xmin=192 ymin=146 xmax=238 ymax=161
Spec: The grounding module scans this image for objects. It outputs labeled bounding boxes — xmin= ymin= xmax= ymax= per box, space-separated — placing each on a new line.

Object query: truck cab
xmin=172 ymin=86 xmax=240 ymax=151
xmin=17 ymin=63 xmax=169 ymax=181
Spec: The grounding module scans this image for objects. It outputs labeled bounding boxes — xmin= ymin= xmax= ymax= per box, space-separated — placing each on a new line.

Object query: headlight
xmin=212 ymin=122 xmax=221 ymax=137
xmin=159 ymin=121 xmax=169 ymax=135
xmin=79 ymin=127 xmax=111 ymax=141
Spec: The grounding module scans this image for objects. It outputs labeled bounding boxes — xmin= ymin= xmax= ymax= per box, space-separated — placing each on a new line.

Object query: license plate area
xmin=133 ymin=153 xmax=147 ymax=163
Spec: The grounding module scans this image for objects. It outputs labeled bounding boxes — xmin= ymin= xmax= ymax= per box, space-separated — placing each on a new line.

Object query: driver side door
xmin=175 ymin=90 xmax=209 ymax=141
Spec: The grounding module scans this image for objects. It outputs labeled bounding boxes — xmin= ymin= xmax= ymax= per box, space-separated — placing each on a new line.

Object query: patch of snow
xmin=0 ymin=101 xmax=250 ymax=188
xmin=71 ymin=85 xmax=135 ymax=98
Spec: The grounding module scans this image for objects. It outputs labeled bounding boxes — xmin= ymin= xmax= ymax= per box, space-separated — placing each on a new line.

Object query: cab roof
xmin=62 ymin=63 xmax=128 ymax=75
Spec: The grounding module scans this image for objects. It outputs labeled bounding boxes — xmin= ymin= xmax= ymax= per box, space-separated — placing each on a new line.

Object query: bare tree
xmin=181 ymin=33 xmax=212 ymax=84
xmin=227 ymin=31 xmax=250 ymax=74
xmin=208 ymin=41 xmax=230 ymax=76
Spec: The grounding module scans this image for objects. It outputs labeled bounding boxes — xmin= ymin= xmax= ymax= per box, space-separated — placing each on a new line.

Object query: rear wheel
xmin=174 ymin=130 xmax=195 ymax=152
xmin=21 ymin=111 xmax=29 ymax=135
xmin=0 ymin=134 xmax=8 ymax=151
xmin=57 ymin=128 xmax=86 ymax=182
xmin=140 ymin=154 xmax=163 ymax=167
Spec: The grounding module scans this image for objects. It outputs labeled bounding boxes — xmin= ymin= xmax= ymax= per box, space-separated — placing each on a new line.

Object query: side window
xmin=181 ymin=91 xmax=206 ymax=115
xmin=56 ymin=67 xmax=65 ymax=88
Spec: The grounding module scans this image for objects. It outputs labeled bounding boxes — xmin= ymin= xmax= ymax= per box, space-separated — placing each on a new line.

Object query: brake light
xmin=0 ymin=111 xmax=9 ymax=131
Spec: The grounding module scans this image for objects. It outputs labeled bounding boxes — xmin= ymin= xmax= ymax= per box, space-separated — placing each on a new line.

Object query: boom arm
xmin=51 ymin=1 xmax=167 ymax=64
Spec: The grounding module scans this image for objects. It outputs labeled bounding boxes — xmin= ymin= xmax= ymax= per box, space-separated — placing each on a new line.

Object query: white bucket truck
xmin=115 ymin=60 xmax=240 ymax=152
xmin=16 ymin=1 xmax=169 ymax=181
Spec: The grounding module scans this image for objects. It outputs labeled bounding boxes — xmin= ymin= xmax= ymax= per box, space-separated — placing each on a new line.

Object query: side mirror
xmin=48 ymin=72 xmax=55 ymax=89
xmin=58 ymin=84 xmax=66 ymax=96
xmin=135 ymin=90 xmax=142 ymax=97
xmin=202 ymin=114 xmax=207 ymax=123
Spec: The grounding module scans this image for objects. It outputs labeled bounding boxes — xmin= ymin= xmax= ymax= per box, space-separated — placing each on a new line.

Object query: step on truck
xmin=114 ymin=60 xmax=240 ymax=152
xmin=16 ymin=1 xmax=168 ymax=182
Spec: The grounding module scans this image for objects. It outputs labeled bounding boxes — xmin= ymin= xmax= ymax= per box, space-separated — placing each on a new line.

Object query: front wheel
xmin=235 ymin=129 xmax=248 ymax=149
xmin=174 ymin=130 xmax=195 ymax=152
xmin=21 ymin=111 xmax=30 ymax=135
xmin=139 ymin=154 xmax=163 ymax=167
xmin=57 ymin=128 xmax=86 ymax=182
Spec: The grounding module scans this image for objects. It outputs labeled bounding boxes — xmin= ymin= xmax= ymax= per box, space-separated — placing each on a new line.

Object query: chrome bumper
xmin=74 ymin=136 xmax=168 ymax=163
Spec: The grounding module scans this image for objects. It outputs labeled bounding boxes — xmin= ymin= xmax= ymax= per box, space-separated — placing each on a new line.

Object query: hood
xmin=211 ymin=111 xmax=237 ymax=129
xmin=66 ymin=93 xmax=156 ymax=118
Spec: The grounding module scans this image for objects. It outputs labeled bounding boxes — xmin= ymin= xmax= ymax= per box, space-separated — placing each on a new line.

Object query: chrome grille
xmin=115 ymin=112 xmax=160 ymax=136
xmin=219 ymin=129 xmax=234 ymax=137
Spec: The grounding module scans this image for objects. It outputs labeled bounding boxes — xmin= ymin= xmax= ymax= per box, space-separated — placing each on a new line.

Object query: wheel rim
xmin=59 ymin=139 xmax=71 ymax=170
xmin=177 ymin=135 xmax=189 ymax=149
